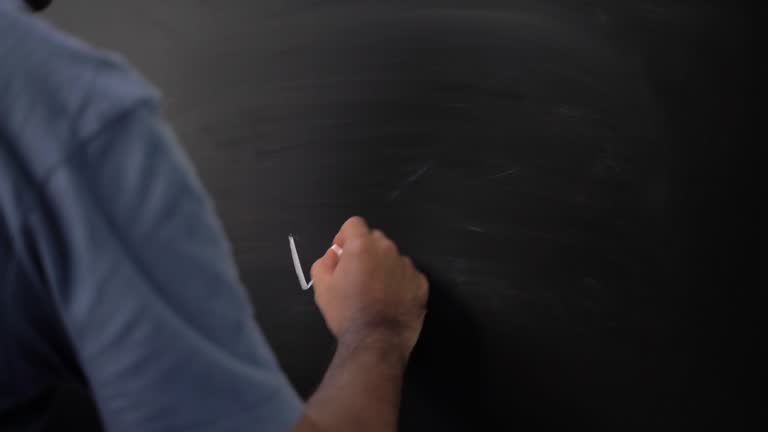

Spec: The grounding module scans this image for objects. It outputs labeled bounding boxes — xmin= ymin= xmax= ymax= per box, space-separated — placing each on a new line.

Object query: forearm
xmin=293 ymin=330 xmax=408 ymax=432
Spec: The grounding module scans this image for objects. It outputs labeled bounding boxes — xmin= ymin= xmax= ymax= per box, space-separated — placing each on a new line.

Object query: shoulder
xmin=0 ymin=6 xmax=159 ymax=182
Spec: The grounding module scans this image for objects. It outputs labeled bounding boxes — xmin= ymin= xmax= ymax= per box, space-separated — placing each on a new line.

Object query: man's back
xmin=1 ymin=2 xmax=144 ymax=428
xmin=1 ymin=2 xmax=303 ymax=430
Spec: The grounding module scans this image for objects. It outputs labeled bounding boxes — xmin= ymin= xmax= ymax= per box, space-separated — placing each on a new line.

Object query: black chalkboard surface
xmin=47 ymin=1 xmax=752 ymax=430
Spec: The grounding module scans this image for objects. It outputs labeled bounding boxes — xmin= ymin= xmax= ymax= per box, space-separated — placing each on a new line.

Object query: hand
xmin=311 ymin=217 xmax=429 ymax=359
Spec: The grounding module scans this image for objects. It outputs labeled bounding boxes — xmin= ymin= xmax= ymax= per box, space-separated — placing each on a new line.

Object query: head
xmin=24 ymin=0 xmax=52 ymax=12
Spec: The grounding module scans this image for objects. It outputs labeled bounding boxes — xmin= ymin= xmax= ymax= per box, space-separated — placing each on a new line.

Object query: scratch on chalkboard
xmin=556 ymin=105 xmax=583 ymax=118
xmin=389 ymin=161 xmax=433 ymax=200
xmin=488 ymin=167 xmax=520 ymax=179
xmin=465 ymin=225 xmax=486 ymax=233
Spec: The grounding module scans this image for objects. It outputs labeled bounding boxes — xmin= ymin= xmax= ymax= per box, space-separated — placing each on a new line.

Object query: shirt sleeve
xmin=25 ymin=96 xmax=304 ymax=431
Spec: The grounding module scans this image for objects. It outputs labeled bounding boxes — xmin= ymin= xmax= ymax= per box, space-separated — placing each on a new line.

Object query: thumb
xmin=310 ymin=246 xmax=340 ymax=287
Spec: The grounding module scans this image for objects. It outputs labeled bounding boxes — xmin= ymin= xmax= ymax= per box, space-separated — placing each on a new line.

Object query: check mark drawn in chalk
xmin=289 ymin=235 xmax=343 ymax=290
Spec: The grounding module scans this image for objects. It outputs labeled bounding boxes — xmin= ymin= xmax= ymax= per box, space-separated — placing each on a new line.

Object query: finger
xmin=333 ymin=216 xmax=370 ymax=247
xmin=310 ymin=247 xmax=340 ymax=287
xmin=371 ymin=229 xmax=399 ymax=256
xmin=417 ymin=272 xmax=429 ymax=303
xmin=417 ymin=271 xmax=429 ymax=288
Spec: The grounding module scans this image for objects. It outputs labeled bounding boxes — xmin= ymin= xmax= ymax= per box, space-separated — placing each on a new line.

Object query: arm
xmin=295 ymin=330 xmax=407 ymax=432
xmin=294 ymin=217 xmax=430 ymax=432
xmin=35 ymin=104 xmax=303 ymax=431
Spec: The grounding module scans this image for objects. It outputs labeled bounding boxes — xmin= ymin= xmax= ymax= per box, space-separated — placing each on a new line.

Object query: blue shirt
xmin=0 ymin=1 xmax=303 ymax=430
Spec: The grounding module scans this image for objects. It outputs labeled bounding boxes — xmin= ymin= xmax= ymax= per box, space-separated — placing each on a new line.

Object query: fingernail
xmin=331 ymin=244 xmax=343 ymax=256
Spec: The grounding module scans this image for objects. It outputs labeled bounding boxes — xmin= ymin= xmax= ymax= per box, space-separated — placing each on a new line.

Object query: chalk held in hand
xmin=289 ymin=235 xmax=343 ymax=290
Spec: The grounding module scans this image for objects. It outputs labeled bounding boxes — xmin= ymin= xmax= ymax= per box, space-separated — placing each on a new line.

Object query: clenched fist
xmin=311 ymin=217 xmax=429 ymax=359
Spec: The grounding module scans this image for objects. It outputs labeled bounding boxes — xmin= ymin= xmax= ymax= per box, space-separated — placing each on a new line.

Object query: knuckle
xmin=345 ymin=237 xmax=368 ymax=253
xmin=419 ymin=273 xmax=430 ymax=292
xmin=382 ymin=238 xmax=398 ymax=253
xmin=420 ymin=290 xmax=429 ymax=306
xmin=310 ymin=263 xmax=323 ymax=279
xmin=347 ymin=215 xmax=368 ymax=229
xmin=371 ymin=230 xmax=398 ymax=252
xmin=345 ymin=239 xmax=362 ymax=253
xmin=310 ymin=259 xmax=321 ymax=272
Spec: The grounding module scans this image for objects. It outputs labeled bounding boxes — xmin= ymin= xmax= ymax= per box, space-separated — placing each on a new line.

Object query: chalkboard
xmin=47 ymin=1 xmax=753 ymax=430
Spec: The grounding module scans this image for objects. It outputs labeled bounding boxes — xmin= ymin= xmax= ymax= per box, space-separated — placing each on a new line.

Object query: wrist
xmin=337 ymin=325 xmax=411 ymax=369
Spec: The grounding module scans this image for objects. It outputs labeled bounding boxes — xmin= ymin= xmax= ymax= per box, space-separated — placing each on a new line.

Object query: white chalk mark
xmin=289 ymin=235 xmax=343 ymax=291
xmin=489 ymin=168 xmax=520 ymax=179
xmin=389 ymin=161 xmax=433 ymax=200
xmin=289 ymin=235 xmax=311 ymax=290
xmin=405 ymin=163 xmax=432 ymax=184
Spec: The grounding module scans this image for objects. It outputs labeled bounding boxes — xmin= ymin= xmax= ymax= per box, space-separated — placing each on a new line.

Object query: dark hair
xmin=25 ymin=0 xmax=53 ymax=12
